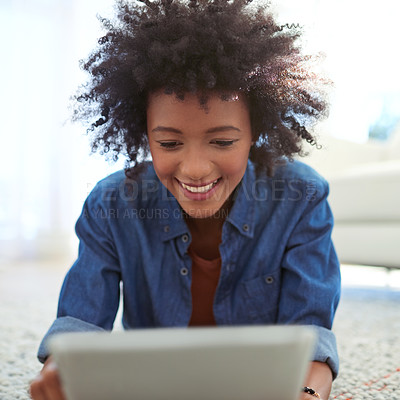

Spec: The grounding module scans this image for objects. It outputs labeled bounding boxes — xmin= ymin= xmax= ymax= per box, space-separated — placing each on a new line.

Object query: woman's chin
xmin=182 ymin=206 xmax=227 ymax=220
xmin=179 ymin=193 xmax=234 ymax=220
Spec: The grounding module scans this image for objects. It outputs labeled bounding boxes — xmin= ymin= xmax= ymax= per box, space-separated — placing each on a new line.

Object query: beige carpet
xmin=1 ymin=260 xmax=399 ymax=400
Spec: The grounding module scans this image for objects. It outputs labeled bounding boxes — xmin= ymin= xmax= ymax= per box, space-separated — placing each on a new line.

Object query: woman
xmin=30 ymin=1 xmax=340 ymax=399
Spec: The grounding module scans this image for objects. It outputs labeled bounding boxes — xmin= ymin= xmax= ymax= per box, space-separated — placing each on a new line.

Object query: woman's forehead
xmin=148 ymin=90 xmax=247 ymax=112
xmin=148 ymin=88 xmax=245 ymax=102
xmin=146 ymin=90 xmax=251 ymax=132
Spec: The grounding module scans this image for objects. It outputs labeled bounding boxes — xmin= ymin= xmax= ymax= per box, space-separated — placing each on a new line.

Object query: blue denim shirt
xmin=38 ymin=160 xmax=341 ymax=378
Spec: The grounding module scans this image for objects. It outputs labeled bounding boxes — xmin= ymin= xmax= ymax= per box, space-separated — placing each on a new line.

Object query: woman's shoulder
xmin=96 ymin=161 xmax=156 ymax=185
xmin=271 ymin=159 xmax=329 ymax=190
xmin=85 ymin=162 xmax=160 ymax=207
xmin=245 ymin=159 xmax=330 ymax=206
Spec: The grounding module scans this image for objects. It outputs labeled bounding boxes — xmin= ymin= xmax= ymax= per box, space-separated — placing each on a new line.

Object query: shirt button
xmin=180 ymin=267 xmax=189 ymax=276
xmin=243 ymin=224 xmax=249 ymax=232
xmin=182 ymin=234 xmax=189 ymax=243
xmin=265 ymin=276 xmax=274 ymax=284
xmin=164 ymin=225 xmax=170 ymax=233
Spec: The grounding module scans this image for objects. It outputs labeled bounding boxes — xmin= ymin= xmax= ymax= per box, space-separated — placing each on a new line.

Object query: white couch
xmin=302 ymin=127 xmax=400 ymax=269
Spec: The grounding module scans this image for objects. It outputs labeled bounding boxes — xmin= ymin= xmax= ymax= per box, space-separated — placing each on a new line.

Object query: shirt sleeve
xmin=277 ymin=178 xmax=341 ymax=379
xmin=37 ymin=186 xmax=121 ymax=363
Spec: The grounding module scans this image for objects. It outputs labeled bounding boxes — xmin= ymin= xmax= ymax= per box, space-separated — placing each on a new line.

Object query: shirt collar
xmin=225 ymin=161 xmax=256 ymax=238
xmin=159 ymin=185 xmax=190 ymax=242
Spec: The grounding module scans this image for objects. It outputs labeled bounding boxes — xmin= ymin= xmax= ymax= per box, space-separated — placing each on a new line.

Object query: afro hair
xmin=72 ymin=0 xmax=330 ymax=178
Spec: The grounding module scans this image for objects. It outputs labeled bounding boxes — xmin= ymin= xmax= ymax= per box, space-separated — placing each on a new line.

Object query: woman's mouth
xmin=180 ymin=179 xmax=219 ymax=193
xmin=177 ymin=178 xmax=221 ymax=200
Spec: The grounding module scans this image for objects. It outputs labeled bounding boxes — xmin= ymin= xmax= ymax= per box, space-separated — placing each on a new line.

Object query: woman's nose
xmin=179 ymin=149 xmax=213 ymax=181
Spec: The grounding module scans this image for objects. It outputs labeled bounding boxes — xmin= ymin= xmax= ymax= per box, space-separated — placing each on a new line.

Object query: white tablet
xmin=49 ymin=325 xmax=316 ymax=400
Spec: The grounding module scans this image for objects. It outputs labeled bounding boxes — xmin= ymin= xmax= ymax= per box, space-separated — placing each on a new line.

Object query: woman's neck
xmin=183 ymin=197 xmax=233 ymax=260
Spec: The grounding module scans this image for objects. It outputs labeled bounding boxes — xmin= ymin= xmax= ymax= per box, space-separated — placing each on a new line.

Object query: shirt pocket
xmin=241 ymin=268 xmax=281 ymax=323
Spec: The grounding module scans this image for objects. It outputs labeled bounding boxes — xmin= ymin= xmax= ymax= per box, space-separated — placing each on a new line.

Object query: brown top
xmin=188 ymin=247 xmax=222 ymax=326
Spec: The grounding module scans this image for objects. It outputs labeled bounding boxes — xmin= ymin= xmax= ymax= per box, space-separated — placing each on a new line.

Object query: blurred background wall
xmin=0 ymin=0 xmax=399 ymax=263
xmin=0 ymin=0 xmax=124 ymax=261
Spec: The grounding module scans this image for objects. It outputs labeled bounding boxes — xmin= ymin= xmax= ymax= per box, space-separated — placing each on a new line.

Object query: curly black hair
xmin=72 ymin=0 xmax=329 ymax=178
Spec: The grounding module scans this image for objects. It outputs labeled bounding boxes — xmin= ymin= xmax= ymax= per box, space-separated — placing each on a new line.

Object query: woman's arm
xmin=300 ymin=361 xmax=333 ymax=400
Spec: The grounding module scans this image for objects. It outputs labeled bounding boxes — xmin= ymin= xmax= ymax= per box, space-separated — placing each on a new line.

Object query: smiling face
xmin=147 ymin=90 xmax=253 ymax=219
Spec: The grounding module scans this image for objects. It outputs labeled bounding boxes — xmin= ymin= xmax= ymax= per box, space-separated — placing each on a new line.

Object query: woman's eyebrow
xmin=206 ymin=126 xmax=241 ymax=133
xmin=151 ymin=125 xmax=241 ymax=134
xmin=151 ymin=126 xmax=182 ymax=134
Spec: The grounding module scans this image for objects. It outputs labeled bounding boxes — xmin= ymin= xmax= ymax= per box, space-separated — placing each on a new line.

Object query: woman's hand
xmin=29 ymin=356 xmax=66 ymax=400
xmin=298 ymin=361 xmax=333 ymax=400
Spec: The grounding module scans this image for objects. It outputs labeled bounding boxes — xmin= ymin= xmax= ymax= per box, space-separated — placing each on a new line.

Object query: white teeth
xmin=181 ymin=179 xmax=218 ymax=193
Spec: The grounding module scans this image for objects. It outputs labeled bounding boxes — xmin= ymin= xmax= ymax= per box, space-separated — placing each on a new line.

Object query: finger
xmin=41 ymin=362 xmax=66 ymax=400
xmin=29 ymin=375 xmax=46 ymax=400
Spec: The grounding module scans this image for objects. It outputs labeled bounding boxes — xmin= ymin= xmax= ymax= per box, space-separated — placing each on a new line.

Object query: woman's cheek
xmin=152 ymin=152 xmax=177 ymax=182
xmin=220 ymin=150 xmax=248 ymax=177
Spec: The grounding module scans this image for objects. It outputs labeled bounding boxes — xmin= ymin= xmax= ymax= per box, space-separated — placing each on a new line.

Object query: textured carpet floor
xmin=1 ymin=262 xmax=399 ymax=400
xmin=329 ymin=288 xmax=400 ymax=400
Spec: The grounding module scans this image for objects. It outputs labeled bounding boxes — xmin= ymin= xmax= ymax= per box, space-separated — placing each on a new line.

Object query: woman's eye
xmin=158 ymin=141 xmax=181 ymax=149
xmin=212 ymin=140 xmax=237 ymax=147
